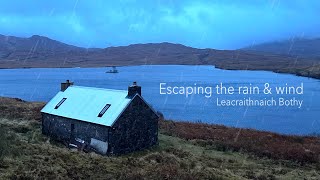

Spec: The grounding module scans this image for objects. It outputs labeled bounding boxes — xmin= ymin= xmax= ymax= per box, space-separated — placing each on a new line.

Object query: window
xmin=98 ymin=104 xmax=111 ymax=117
xmin=55 ymin=98 xmax=67 ymax=109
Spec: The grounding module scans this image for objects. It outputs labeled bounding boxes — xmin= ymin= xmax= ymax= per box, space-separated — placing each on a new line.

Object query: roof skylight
xmin=55 ymin=98 xmax=67 ymax=109
xmin=98 ymin=104 xmax=111 ymax=117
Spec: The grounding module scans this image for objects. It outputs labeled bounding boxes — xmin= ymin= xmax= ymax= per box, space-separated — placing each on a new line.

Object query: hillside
xmin=243 ymin=37 xmax=320 ymax=58
xmin=0 ymin=34 xmax=319 ymax=79
xmin=0 ymin=97 xmax=320 ymax=179
xmin=0 ymin=35 xmax=83 ymax=58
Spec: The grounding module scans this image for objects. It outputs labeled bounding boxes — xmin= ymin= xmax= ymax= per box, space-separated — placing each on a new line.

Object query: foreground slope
xmin=0 ymin=97 xmax=319 ymax=179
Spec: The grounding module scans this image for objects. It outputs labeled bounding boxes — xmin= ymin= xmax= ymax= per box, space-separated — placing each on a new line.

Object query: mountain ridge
xmin=0 ymin=34 xmax=83 ymax=52
xmin=242 ymin=37 xmax=320 ymax=58
xmin=0 ymin=34 xmax=319 ymax=79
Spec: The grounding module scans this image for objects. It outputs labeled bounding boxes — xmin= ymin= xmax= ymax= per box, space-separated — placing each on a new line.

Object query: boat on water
xmin=106 ymin=66 xmax=119 ymax=73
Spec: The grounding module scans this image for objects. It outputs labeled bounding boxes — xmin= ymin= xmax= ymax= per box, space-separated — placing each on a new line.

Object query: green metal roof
xmin=41 ymin=86 xmax=132 ymax=126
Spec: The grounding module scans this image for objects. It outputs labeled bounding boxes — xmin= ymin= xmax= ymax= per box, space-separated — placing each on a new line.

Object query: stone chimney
xmin=128 ymin=81 xmax=141 ymax=97
xmin=61 ymin=80 xmax=74 ymax=91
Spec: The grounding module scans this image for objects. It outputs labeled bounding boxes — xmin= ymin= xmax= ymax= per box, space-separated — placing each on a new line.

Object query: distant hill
xmin=0 ymin=34 xmax=319 ymax=79
xmin=0 ymin=34 xmax=201 ymax=67
xmin=242 ymin=38 xmax=320 ymax=58
xmin=0 ymin=35 xmax=85 ymax=63
xmin=0 ymin=34 xmax=82 ymax=53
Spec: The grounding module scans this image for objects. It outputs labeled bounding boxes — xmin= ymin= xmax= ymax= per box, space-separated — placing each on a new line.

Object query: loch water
xmin=0 ymin=65 xmax=319 ymax=135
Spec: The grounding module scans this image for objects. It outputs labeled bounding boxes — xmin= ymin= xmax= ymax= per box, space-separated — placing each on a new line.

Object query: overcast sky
xmin=0 ymin=0 xmax=319 ymax=49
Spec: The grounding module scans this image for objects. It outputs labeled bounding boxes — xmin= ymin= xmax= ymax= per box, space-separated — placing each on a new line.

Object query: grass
xmin=0 ymin=97 xmax=320 ymax=179
xmin=160 ymin=120 xmax=320 ymax=164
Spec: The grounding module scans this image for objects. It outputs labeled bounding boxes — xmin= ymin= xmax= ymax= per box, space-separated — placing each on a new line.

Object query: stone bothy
xmin=41 ymin=81 xmax=159 ymax=155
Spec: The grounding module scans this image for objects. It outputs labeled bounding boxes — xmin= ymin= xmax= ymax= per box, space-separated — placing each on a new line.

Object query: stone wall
xmin=42 ymin=113 xmax=110 ymax=143
xmin=109 ymin=95 xmax=159 ymax=154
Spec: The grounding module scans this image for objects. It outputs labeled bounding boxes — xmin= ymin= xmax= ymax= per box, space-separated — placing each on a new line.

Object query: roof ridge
xmin=71 ymin=85 xmax=128 ymax=92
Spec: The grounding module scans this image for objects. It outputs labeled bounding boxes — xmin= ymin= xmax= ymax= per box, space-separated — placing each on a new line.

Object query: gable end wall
xmin=109 ymin=95 xmax=159 ymax=154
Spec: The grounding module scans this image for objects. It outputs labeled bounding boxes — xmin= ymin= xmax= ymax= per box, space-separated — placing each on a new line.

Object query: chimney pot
xmin=61 ymin=80 xmax=74 ymax=91
xmin=128 ymin=81 xmax=141 ymax=97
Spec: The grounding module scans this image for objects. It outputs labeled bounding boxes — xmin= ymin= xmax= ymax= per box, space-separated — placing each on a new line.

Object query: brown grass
xmin=1 ymin=97 xmax=320 ymax=164
xmin=0 ymin=97 xmax=44 ymax=121
xmin=160 ymin=120 xmax=320 ymax=163
xmin=0 ymin=97 xmax=320 ymax=179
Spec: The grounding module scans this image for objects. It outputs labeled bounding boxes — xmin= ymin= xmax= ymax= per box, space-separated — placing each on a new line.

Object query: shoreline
xmin=168 ymin=118 xmax=318 ymax=137
xmin=0 ymin=95 xmax=319 ymax=137
xmin=0 ymin=95 xmax=315 ymax=137
xmin=0 ymin=64 xmax=319 ymax=80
